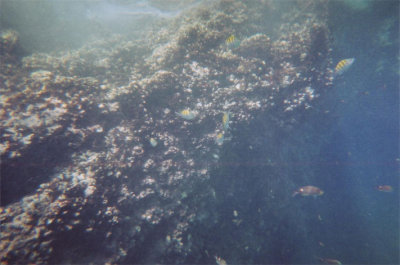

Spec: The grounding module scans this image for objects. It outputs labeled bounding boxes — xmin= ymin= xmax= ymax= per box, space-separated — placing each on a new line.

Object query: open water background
xmin=323 ymin=1 xmax=399 ymax=263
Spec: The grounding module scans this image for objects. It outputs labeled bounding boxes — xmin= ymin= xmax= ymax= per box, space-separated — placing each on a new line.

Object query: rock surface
xmin=1 ymin=1 xmax=333 ymax=263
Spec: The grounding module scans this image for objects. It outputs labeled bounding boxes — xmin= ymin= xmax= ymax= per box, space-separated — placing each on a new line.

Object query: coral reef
xmin=0 ymin=0 xmax=333 ymax=263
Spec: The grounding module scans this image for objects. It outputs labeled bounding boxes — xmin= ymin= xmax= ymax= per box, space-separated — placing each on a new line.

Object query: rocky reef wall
xmin=1 ymin=0 xmax=333 ymax=263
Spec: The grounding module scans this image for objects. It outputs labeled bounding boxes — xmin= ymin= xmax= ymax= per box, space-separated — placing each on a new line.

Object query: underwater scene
xmin=0 ymin=0 xmax=398 ymax=264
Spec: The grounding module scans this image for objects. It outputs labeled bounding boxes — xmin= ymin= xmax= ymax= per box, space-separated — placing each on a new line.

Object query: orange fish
xmin=292 ymin=186 xmax=324 ymax=197
xmin=375 ymin=185 xmax=393 ymax=192
xmin=317 ymin=257 xmax=342 ymax=264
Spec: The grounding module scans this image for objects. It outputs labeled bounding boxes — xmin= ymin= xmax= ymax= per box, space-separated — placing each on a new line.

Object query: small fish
xmin=226 ymin=34 xmax=236 ymax=44
xmin=215 ymin=256 xmax=227 ymax=265
xmin=334 ymin=58 xmax=355 ymax=76
xmin=215 ymin=132 xmax=224 ymax=146
xmin=375 ymin=185 xmax=393 ymax=192
xmin=292 ymin=186 xmax=324 ymax=197
xmin=225 ymin=34 xmax=240 ymax=49
xmin=211 ymin=188 xmax=216 ymax=199
xmin=176 ymin=108 xmax=197 ymax=120
xmin=149 ymin=137 xmax=158 ymax=147
xmin=316 ymin=257 xmax=342 ymax=264
xmin=222 ymin=111 xmax=230 ymax=131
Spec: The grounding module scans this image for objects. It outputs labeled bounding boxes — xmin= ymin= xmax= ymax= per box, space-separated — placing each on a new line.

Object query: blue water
xmin=299 ymin=2 xmax=399 ymax=262
xmin=301 ymin=2 xmax=399 ymax=263
xmin=298 ymin=1 xmax=399 ymax=263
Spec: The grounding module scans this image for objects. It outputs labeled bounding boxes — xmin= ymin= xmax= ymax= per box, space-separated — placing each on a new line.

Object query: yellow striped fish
xmin=226 ymin=34 xmax=236 ymax=45
xmin=222 ymin=111 xmax=230 ymax=131
xmin=334 ymin=58 xmax=355 ymax=76
xmin=225 ymin=34 xmax=240 ymax=49
xmin=215 ymin=132 xmax=225 ymax=146
xmin=176 ymin=108 xmax=197 ymax=120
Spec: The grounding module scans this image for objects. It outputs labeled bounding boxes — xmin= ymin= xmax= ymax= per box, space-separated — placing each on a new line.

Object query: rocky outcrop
xmin=1 ymin=1 xmax=332 ymax=263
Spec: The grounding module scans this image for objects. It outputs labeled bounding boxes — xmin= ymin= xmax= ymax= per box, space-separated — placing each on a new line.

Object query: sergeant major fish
xmin=334 ymin=58 xmax=355 ymax=76
xmin=226 ymin=34 xmax=235 ymax=45
xmin=222 ymin=111 xmax=230 ymax=131
xmin=215 ymin=132 xmax=225 ymax=146
xmin=176 ymin=108 xmax=197 ymax=120
xmin=225 ymin=34 xmax=241 ymax=49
